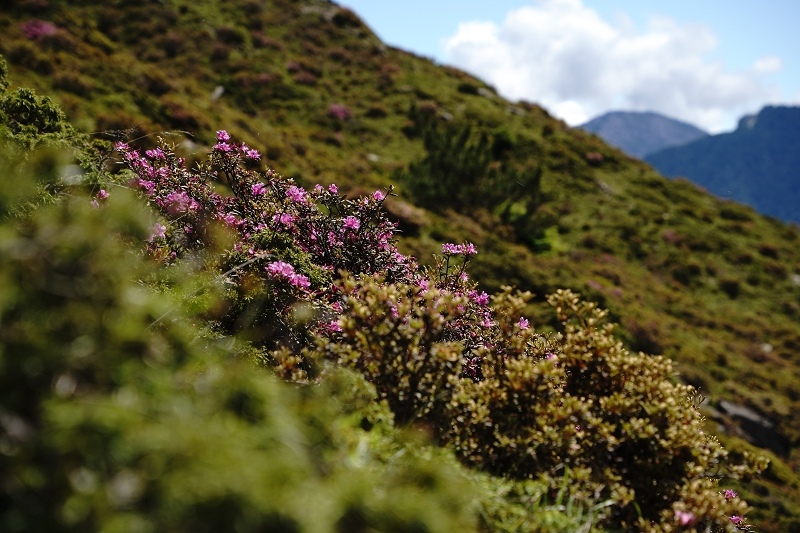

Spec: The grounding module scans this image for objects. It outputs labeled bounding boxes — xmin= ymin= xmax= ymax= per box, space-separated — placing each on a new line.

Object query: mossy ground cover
xmin=1 ymin=0 xmax=800 ymax=529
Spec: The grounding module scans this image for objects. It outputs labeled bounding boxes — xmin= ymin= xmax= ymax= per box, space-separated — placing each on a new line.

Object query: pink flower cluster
xmin=213 ymin=130 xmax=260 ymax=160
xmin=327 ymin=103 xmax=352 ymax=121
xmin=343 ymin=216 xmax=360 ymax=231
xmin=115 ymin=130 xmax=491 ymax=379
xmin=165 ymin=191 xmax=199 ymax=215
xmin=674 ymin=510 xmax=694 ymax=526
xmin=148 ymin=223 xmax=167 ymax=242
xmin=90 ymin=189 xmax=109 ymax=209
xmin=441 ymin=242 xmax=478 ymax=256
xmin=20 ymin=19 xmax=57 ymax=40
xmin=266 ymin=261 xmax=310 ymax=289
xmin=286 ymin=185 xmax=308 ymax=204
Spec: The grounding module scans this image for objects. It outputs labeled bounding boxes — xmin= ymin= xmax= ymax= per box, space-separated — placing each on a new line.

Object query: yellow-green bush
xmin=308 ymin=274 xmax=766 ymax=531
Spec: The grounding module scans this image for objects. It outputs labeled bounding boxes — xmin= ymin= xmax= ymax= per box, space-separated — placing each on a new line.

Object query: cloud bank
xmin=442 ymin=0 xmax=781 ymax=132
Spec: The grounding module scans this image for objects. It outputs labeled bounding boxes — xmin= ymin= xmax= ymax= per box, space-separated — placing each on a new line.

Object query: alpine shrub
xmin=110 ymin=130 xmax=766 ymax=532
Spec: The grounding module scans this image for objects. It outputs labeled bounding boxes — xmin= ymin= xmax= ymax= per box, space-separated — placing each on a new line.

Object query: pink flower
xmin=518 ymin=317 xmax=530 ymax=330
xmin=266 ymin=261 xmax=310 ymax=289
xmin=90 ymin=189 xmax=109 ymax=209
xmin=133 ymin=179 xmax=155 ymax=195
xmin=328 ymin=184 xmax=338 ymax=194
xmin=730 ymin=516 xmax=744 ymax=526
xmin=267 ymin=261 xmax=295 ymax=277
xmin=343 ymin=216 xmax=360 ymax=230
xmin=145 ymin=147 xmax=165 ymax=160
xmin=471 ymin=291 xmax=490 ymax=306
xmin=223 ymin=214 xmax=238 ymax=227
xmin=722 ymin=489 xmax=738 ymax=500
xmin=327 ymin=231 xmax=342 ymax=247
xmin=214 ymin=142 xmax=233 ymax=152
xmin=165 ymin=191 xmax=198 ymax=214
xmin=441 ymin=243 xmax=461 ymax=255
xmin=217 ymin=130 xmax=231 ymax=141
xmin=324 ymin=320 xmax=342 ymax=333
xmin=674 ymin=510 xmax=695 ymax=526
xmin=251 ymin=183 xmax=267 ymax=196
xmin=441 ymin=242 xmax=478 ymax=256
xmin=372 ymin=190 xmax=386 ymax=201
xmin=290 ymin=273 xmax=310 ymax=289
xmin=286 ymin=185 xmax=308 ymax=203
xmin=272 ymin=213 xmax=295 ymax=227
xmin=241 ymin=144 xmax=261 ymax=160
xmin=148 ymin=223 xmax=167 ymax=242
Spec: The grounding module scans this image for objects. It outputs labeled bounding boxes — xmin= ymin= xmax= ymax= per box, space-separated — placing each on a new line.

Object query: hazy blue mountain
xmin=646 ymin=106 xmax=800 ymax=222
xmin=580 ymin=110 xmax=708 ymax=158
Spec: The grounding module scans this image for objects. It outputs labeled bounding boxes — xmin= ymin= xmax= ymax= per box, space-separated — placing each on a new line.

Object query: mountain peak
xmin=579 ymin=110 xmax=708 ymax=158
xmin=736 ymin=105 xmax=800 ymax=134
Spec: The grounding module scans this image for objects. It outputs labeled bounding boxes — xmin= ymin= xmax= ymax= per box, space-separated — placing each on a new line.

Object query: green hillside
xmin=2 ymin=0 xmax=799 ymax=529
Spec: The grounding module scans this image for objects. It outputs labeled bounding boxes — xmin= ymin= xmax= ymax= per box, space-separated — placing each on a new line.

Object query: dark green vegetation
xmin=646 ymin=106 xmax=800 ymax=222
xmin=1 ymin=0 xmax=799 ymax=529
xmin=580 ymin=110 xmax=708 ymax=159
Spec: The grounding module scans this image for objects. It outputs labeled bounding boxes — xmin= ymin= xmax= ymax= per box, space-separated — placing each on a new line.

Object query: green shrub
xmin=393 ymin=106 xmax=542 ymax=217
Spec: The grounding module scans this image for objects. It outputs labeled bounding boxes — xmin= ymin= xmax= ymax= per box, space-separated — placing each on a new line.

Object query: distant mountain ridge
xmin=646 ymin=105 xmax=800 ymax=222
xmin=579 ymin=110 xmax=708 ymax=158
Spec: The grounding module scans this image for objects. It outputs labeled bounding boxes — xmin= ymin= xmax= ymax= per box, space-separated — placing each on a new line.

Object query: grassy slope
xmin=2 ymin=0 xmax=799 ymax=528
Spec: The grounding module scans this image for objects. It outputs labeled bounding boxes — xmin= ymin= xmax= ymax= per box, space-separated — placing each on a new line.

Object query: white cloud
xmin=442 ymin=0 xmax=781 ymax=132
xmin=753 ymin=56 xmax=782 ymax=74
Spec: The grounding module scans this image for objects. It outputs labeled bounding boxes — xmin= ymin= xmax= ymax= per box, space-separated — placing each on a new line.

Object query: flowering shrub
xmin=111 ymin=131 xmax=766 ymax=532
xmin=115 ymin=131 xmax=413 ymax=348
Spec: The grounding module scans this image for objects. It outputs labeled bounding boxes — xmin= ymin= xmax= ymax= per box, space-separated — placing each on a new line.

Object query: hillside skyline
xmin=343 ymin=0 xmax=800 ymax=133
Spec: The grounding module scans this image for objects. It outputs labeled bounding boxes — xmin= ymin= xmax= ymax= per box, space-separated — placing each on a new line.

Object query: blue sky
xmin=341 ymin=0 xmax=799 ymax=133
